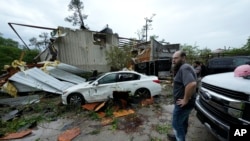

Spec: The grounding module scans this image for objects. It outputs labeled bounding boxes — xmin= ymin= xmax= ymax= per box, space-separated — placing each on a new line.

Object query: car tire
xmin=134 ymin=88 xmax=151 ymax=99
xmin=67 ymin=93 xmax=85 ymax=106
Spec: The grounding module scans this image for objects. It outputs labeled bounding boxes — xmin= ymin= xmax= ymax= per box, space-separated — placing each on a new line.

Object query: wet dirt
xmin=0 ymin=84 xmax=219 ymax=141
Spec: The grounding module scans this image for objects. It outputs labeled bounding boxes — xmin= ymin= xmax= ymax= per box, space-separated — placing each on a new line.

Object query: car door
xmin=116 ymin=73 xmax=141 ymax=93
xmin=88 ymin=73 xmax=118 ymax=102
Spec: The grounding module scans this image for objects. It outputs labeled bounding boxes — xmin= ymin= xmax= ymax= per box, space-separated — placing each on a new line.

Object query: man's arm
xmin=177 ymin=81 xmax=197 ymax=107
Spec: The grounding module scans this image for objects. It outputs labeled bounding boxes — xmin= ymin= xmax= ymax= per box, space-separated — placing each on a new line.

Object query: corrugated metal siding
xmin=56 ymin=63 xmax=88 ymax=74
xmin=46 ymin=66 xmax=86 ymax=84
xmin=39 ymin=47 xmax=51 ymax=61
xmin=9 ymin=67 xmax=74 ymax=94
xmin=12 ymin=82 xmax=40 ymax=92
xmin=56 ymin=27 xmax=119 ymax=72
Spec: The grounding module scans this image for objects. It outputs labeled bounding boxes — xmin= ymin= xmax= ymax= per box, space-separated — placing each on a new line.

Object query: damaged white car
xmin=62 ymin=71 xmax=162 ymax=105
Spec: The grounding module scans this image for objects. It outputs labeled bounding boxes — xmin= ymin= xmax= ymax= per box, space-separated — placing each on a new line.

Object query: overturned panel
xmin=46 ymin=66 xmax=86 ymax=84
xmin=8 ymin=68 xmax=73 ymax=94
xmin=12 ymin=81 xmax=40 ymax=93
xmin=56 ymin=63 xmax=89 ymax=74
xmin=0 ymin=95 xmax=40 ymax=107
xmin=24 ymin=67 xmax=73 ymax=91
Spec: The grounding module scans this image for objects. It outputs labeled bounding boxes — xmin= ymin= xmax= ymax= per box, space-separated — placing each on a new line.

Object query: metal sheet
xmin=46 ymin=66 xmax=86 ymax=84
xmin=9 ymin=71 xmax=61 ymax=94
xmin=24 ymin=67 xmax=73 ymax=91
xmin=8 ymin=68 xmax=73 ymax=94
xmin=12 ymin=82 xmax=40 ymax=92
xmin=0 ymin=95 xmax=40 ymax=107
xmin=57 ymin=63 xmax=89 ymax=74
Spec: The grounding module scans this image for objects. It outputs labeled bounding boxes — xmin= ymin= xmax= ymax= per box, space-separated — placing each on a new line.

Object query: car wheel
xmin=67 ymin=93 xmax=85 ymax=106
xmin=134 ymin=88 xmax=151 ymax=99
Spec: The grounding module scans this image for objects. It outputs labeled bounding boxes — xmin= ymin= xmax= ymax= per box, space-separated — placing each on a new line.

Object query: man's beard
xmin=172 ymin=61 xmax=184 ymax=76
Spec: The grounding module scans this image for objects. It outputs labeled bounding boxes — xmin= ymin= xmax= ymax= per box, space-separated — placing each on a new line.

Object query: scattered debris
xmin=82 ymin=94 xmax=152 ymax=128
xmin=101 ymin=117 xmax=114 ymax=126
xmin=141 ymin=97 xmax=154 ymax=106
xmin=1 ymin=109 xmax=21 ymax=122
xmin=0 ymin=95 xmax=40 ymax=107
xmin=0 ymin=60 xmax=88 ymax=96
xmin=113 ymin=109 xmax=135 ymax=118
xmin=0 ymin=129 xmax=32 ymax=140
xmin=57 ymin=127 xmax=81 ymax=141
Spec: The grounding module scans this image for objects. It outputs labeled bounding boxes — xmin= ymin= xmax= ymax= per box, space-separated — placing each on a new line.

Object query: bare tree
xmin=135 ymin=28 xmax=145 ymax=42
xmin=29 ymin=32 xmax=50 ymax=51
xmin=65 ymin=0 xmax=88 ymax=29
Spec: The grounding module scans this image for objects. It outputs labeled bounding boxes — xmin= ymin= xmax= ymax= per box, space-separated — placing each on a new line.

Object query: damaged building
xmin=133 ymin=39 xmax=180 ymax=79
xmin=39 ymin=25 xmax=119 ymax=72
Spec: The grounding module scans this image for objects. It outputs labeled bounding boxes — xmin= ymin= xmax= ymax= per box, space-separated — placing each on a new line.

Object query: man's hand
xmin=176 ymin=98 xmax=189 ymax=107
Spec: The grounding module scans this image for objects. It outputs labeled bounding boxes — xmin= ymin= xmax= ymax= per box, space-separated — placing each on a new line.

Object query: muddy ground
xmin=0 ymin=84 xmax=219 ymax=141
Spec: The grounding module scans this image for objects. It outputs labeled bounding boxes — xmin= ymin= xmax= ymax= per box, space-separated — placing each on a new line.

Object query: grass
xmin=0 ymin=93 xmax=83 ymax=136
xmin=104 ymin=107 xmax=114 ymax=117
xmin=156 ymin=123 xmax=171 ymax=134
xmin=89 ymin=129 xmax=101 ymax=135
xmin=111 ymin=118 xmax=118 ymax=131
xmin=88 ymin=111 xmax=100 ymax=120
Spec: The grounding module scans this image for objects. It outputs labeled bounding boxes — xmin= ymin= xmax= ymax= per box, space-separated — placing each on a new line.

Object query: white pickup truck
xmin=195 ymin=72 xmax=250 ymax=141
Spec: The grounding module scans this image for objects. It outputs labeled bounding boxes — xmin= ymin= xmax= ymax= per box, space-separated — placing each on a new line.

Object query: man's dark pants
xmin=172 ymin=104 xmax=194 ymax=141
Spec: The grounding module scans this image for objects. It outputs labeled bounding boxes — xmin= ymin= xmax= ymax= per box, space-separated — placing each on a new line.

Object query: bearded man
xmin=167 ymin=50 xmax=197 ymax=141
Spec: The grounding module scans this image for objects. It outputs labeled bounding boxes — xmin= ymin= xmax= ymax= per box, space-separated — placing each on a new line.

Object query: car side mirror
xmin=93 ymin=81 xmax=99 ymax=86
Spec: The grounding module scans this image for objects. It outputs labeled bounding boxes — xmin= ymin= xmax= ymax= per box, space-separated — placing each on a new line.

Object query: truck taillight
xmin=153 ymin=80 xmax=160 ymax=83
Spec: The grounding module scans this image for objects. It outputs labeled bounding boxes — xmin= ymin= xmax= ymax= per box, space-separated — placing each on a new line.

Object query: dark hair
xmin=194 ymin=61 xmax=201 ymax=65
xmin=180 ymin=51 xmax=186 ymax=57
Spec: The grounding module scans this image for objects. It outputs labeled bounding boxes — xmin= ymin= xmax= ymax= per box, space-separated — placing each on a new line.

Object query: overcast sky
xmin=1 ymin=0 xmax=250 ymax=50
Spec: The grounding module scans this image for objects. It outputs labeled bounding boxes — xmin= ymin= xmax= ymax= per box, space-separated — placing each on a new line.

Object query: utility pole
xmin=144 ymin=14 xmax=156 ymax=42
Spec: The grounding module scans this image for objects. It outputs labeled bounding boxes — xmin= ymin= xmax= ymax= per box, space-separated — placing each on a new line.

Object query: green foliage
xmin=224 ymin=37 xmax=250 ymax=56
xmin=0 ymin=115 xmax=43 ymax=133
xmin=0 ymin=95 xmax=84 ymax=135
xmin=0 ymin=36 xmax=39 ymax=71
xmin=181 ymin=44 xmax=199 ymax=63
xmin=105 ymin=46 xmax=132 ymax=70
xmin=88 ymin=111 xmax=100 ymax=120
xmin=0 ymin=36 xmax=19 ymax=48
xmin=243 ymin=36 xmax=250 ymax=50
xmin=89 ymin=129 xmax=101 ymax=135
xmin=156 ymin=123 xmax=171 ymax=134
xmin=104 ymin=107 xmax=114 ymax=117
xmin=180 ymin=37 xmax=250 ymax=65
xmin=111 ymin=118 xmax=118 ymax=131
xmin=224 ymin=48 xmax=250 ymax=56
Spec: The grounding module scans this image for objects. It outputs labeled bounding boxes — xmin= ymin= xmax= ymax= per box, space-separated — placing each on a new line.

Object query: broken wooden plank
xmin=82 ymin=102 xmax=101 ymax=111
xmin=94 ymin=101 xmax=106 ymax=112
xmin=0 ymin=129 xmax=32 ymax=140
xmin=141 ymin=97 xmax=154 ymax=106
xmin=97 ymin=112 xmax=105 ymax=118
xmin=101 ymin=117 xmax=114 ymax=126
xmin=57 ymin=127 xmax=81 ymax=141
xmin=113 ymin=109 xmax=135 ymax=118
